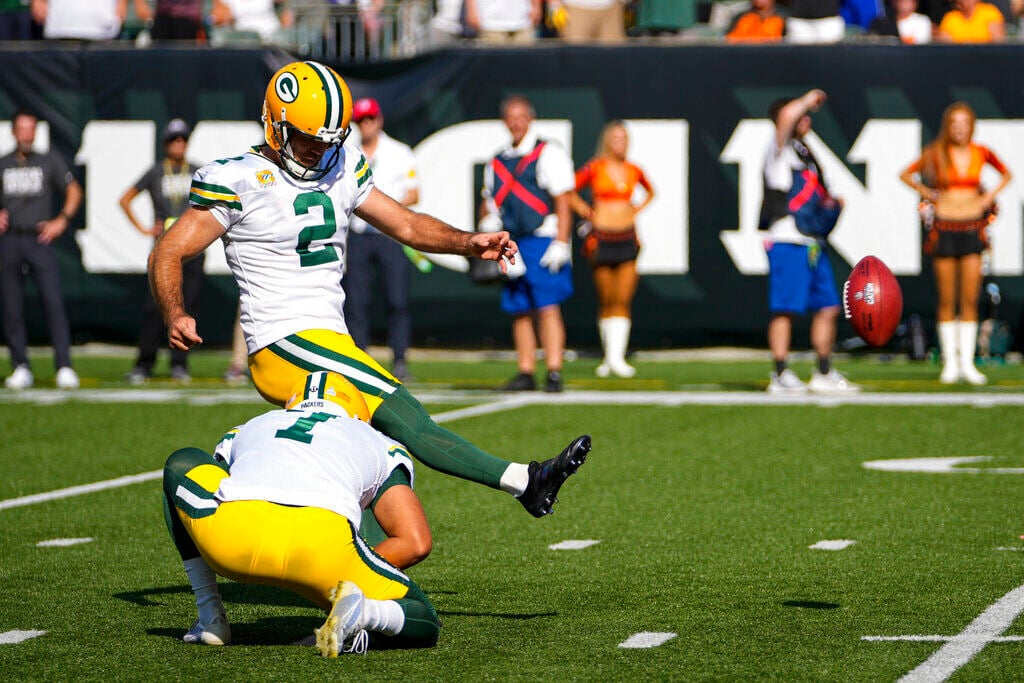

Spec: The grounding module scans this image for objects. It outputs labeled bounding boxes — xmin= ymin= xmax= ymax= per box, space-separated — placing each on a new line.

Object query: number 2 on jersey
xmin=295 ymin=192 xmax=340 ymax=267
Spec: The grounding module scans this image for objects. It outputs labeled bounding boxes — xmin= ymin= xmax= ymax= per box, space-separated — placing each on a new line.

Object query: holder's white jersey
xmin=214 ymin=409 xmax=414 ymax=528
xmin=189 ymin=144 xmax=375 ymax=354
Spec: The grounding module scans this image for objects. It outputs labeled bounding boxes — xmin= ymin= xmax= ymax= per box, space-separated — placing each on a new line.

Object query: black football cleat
xmin=518 ymin=435 xmax=591 ymax=517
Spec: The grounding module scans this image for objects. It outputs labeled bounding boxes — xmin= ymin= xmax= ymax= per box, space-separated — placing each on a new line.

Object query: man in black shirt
xmin=0 ymin=110 xmax=82 ymax=390
xmin=119 ymin=119 xmax=201 ymax=383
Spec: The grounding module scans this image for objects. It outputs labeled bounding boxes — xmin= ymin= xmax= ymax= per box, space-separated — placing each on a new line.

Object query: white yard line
xmin=3 ymin=388 xmax=1023 ymax=512
xmin=864 ymin=584 xmax=1024 ymax=682
xmin=3 ymin=388 xmax=1024 ymax=407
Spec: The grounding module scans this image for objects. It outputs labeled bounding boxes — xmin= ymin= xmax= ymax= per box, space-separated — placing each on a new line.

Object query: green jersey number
xmin=295 ymin=192 xmax=340 ymax=267
xmin=275 ymin=411 xmax=338 ymax=444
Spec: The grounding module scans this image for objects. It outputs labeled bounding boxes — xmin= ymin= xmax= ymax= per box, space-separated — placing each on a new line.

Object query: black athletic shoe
xmin=518 ymin=435 xmax=591 ymax=517
xmin=503 ymin=372 xmax=536 ymax=391
xmin=544 ymin=371 xmax=563 ymax=393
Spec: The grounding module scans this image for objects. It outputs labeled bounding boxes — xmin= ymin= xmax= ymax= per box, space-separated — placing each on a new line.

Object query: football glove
xmin=539 ymin=240 xmax=571 ymax=274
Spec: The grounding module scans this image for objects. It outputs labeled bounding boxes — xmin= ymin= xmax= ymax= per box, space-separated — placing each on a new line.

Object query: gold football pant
xmin=249 ymin=329 xmax=509 ymax=488
xmin=162 ymin=448 xmax=440 ymax=646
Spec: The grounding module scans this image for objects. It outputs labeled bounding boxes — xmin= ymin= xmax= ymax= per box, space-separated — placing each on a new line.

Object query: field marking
xmin=549 ymin=539 xmax=601 ymax=550
xmin=864 ymin=456 xmax=1024 ymax=474
xmin=3 ymin=388 xmax=1024 ymax=407
xmin=619 ymin=632 xmax=677 ymax=649
xmin=36 ymin=537 xmax=94 ymax=547
xmin=0 ymin=402 xmax=514 ymax=512
xmin=0 ymin=630 xmax=46 ymax=644
xmin=809 ymin=540 xmax=856 ymax=551
xmin=864 ymin=635 xmax=1024 ymax=642
xmin=864 ymin=583 xmax=1024 ymax=682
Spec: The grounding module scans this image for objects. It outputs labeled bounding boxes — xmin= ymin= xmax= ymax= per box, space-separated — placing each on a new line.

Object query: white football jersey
xmin=189 ymin=144 xmax=375 ymax=353
xmin=214 ymin=409 xmax=414 ymax=528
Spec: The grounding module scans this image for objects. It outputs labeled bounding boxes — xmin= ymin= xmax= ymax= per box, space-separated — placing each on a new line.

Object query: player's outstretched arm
xmin=149 ymin=207 xmax=224 ymax=351
xmin=355 ymin=187 xmax=518 ymax=271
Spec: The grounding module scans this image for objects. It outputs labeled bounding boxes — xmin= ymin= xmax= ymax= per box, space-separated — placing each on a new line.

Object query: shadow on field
xmin=114 ymin=583 xmax=311 ymax=608
xmin=437 ymin=610 xmax=557 ymax=620
xmin=782 ymin=600 xmax=840 ymax=610
xmin=148 ymin=615 xmax=320 ymax=645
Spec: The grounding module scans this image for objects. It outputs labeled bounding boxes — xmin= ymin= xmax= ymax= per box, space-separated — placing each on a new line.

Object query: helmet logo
xmin=275 ymin=73 xmax=300 ymax=103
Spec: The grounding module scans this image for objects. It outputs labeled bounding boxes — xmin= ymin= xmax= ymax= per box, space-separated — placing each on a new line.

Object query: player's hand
xmin=806 ymin=89 xmax=827 ymax=110
xmin=167 ymin=314 xmax=203 ymax=351
xmin=468 ymin=231 xmax=518 ymax=273
xmin=539 ymin=239 xmax=571 ymax=273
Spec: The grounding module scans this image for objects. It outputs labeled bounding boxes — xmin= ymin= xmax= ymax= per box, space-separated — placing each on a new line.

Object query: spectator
xmin=32 ymin=0 xmax=127 ymax=39
xmin=760 ymin=91 xmax=859 ymax=395
xmin=462 ymin=0 xmax=540 ymax=44
xmin=0 ymin=110 xmax=82 ymax=390
xmin=570 ymin=121 xmax=654 ymax=379
xmin=785 ymin=0 xmax=846 ymax=42
xmin=344 ymin=98 xmax=419 ymax=382
xmin=725 ymin=0 xmax=786 ymax=42
xmin=551 ymin=0 xmax=627 ymax=44
xmin=209 ymin=0 xmax=292 ymax=43
xmin=133 ymin=0 xmax=205 ymax=41
xmin=120 ymin=119 xmax=200 ymax=384
xmin=0 ymin=0 xmax=35 ymax=40
xmin=936 ymin=0 xmax=1005 ymax=41
xmin=899 ymin=102 xmax=1011 ymax=385
xmin=429 ymin=0 xmax=466 ymax=45
xmin=868 ymin=0 xmax=933 ymax=42
xmin=481 ymin=94 xmax=575 ymax=393
xmin=841 ymin=0 xmax=884 ymax=30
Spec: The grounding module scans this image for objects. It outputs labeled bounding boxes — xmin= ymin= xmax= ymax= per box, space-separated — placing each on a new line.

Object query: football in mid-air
xmin=842 ymin=255 xmax=902 ymax=347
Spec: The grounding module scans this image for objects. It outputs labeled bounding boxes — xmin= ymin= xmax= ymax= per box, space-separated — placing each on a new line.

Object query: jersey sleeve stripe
xmin=190 ymin=180 xmax=242 ymax=210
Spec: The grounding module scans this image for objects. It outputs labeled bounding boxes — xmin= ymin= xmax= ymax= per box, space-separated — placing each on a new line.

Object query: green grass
xmin=1 ymin=350 xmax=1024 ymax=680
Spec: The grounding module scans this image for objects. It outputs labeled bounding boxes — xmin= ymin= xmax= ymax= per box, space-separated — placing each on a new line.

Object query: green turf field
xmin=2 ymin=351 xmax=1023 ymax=680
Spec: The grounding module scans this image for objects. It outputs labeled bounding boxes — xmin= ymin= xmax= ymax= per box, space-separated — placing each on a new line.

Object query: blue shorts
xmin=767 ymin=242 xmax=840 ymax=315
xmin=501 ymin=235 xmax=574 ymax=315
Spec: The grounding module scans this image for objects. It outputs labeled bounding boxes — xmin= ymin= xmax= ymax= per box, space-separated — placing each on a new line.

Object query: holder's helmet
xmin=262 ymin=61 xmax=352 ymax=181
xmin=285 ymin=371 xmax=369 ymax=421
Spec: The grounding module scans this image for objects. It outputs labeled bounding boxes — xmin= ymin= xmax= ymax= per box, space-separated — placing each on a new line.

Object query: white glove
xmin=538 ymin=240 xmax=571 ymax=274
xmin=478 ymin=213 xmax=503 ymax=233
xmin=503 ymin=253 xmax=526 ymax=280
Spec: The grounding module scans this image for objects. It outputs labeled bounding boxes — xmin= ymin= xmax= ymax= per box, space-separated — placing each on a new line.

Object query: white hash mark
xmin=548 ymin=539 xmax=601 ymax=550
xmin=36 ymin=537 xmax=94 ymax=547
xmin=810 ymin=540 xmax=856 ymax=551
xmin=619 ymin=632 xmax=677 ymax=649
xmin=0 ymin=630 xmax=46 ymax=644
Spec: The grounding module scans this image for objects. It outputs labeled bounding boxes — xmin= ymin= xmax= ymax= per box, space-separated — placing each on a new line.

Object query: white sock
xmin=361 ymin=598 xmax=405 ymax=636
xmin=183 ymin=556 xmax=224 ymax=624
xmin=500 ymin=462 xmax=530 ymax=497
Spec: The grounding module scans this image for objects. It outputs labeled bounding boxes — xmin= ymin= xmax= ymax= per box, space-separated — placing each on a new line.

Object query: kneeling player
xmin=162 ymin=371 xmax=439 ymax=655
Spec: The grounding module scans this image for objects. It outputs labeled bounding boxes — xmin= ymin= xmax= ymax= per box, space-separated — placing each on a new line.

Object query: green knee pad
xmin=371 ymin=386 xmax=509 ymax=489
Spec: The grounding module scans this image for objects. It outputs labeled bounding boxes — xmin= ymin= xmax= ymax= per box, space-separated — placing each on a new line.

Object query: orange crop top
xmin=904 ymin=143 xmax=1007 ymax=190
xmin=575 ymin=158 xmax=652 ymax=201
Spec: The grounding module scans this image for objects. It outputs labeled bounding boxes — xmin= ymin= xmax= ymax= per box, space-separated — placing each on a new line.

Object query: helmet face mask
xmin=285 ymin=371 xmax=370 ymax=421
xmin=262 ymin=61 xmax=353 ymax=181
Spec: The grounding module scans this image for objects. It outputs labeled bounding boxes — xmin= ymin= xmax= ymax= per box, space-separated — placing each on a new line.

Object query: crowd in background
xmin=2 ymin=1 xmax=1022 ymax=54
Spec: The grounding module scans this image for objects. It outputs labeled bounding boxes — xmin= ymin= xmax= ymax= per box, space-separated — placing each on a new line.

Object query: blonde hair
xmin=596 ymin=119 xmax=628 ymax=159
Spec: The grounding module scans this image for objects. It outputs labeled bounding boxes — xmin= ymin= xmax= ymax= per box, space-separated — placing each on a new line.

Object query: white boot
xmin=958 ymin=320 xmax=987 ymax=385
xmin=595 ymin=318 xmax=611 ymax=378
xmin=604 ymin=316 xmax=636 ymax=378
xmin=937 ymin=321 xmax=960 ymax=384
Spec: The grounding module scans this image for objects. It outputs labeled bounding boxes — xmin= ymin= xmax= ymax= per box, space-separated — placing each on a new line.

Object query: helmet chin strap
xmin=278 ymin=135 xmax=341 ymax=182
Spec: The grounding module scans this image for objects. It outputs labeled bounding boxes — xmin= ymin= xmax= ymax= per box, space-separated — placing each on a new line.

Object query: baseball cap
xmin=352 ymin=98 xmax=382 ymax=122
xmin=163 ymin=118 xmax=191 ymax=142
